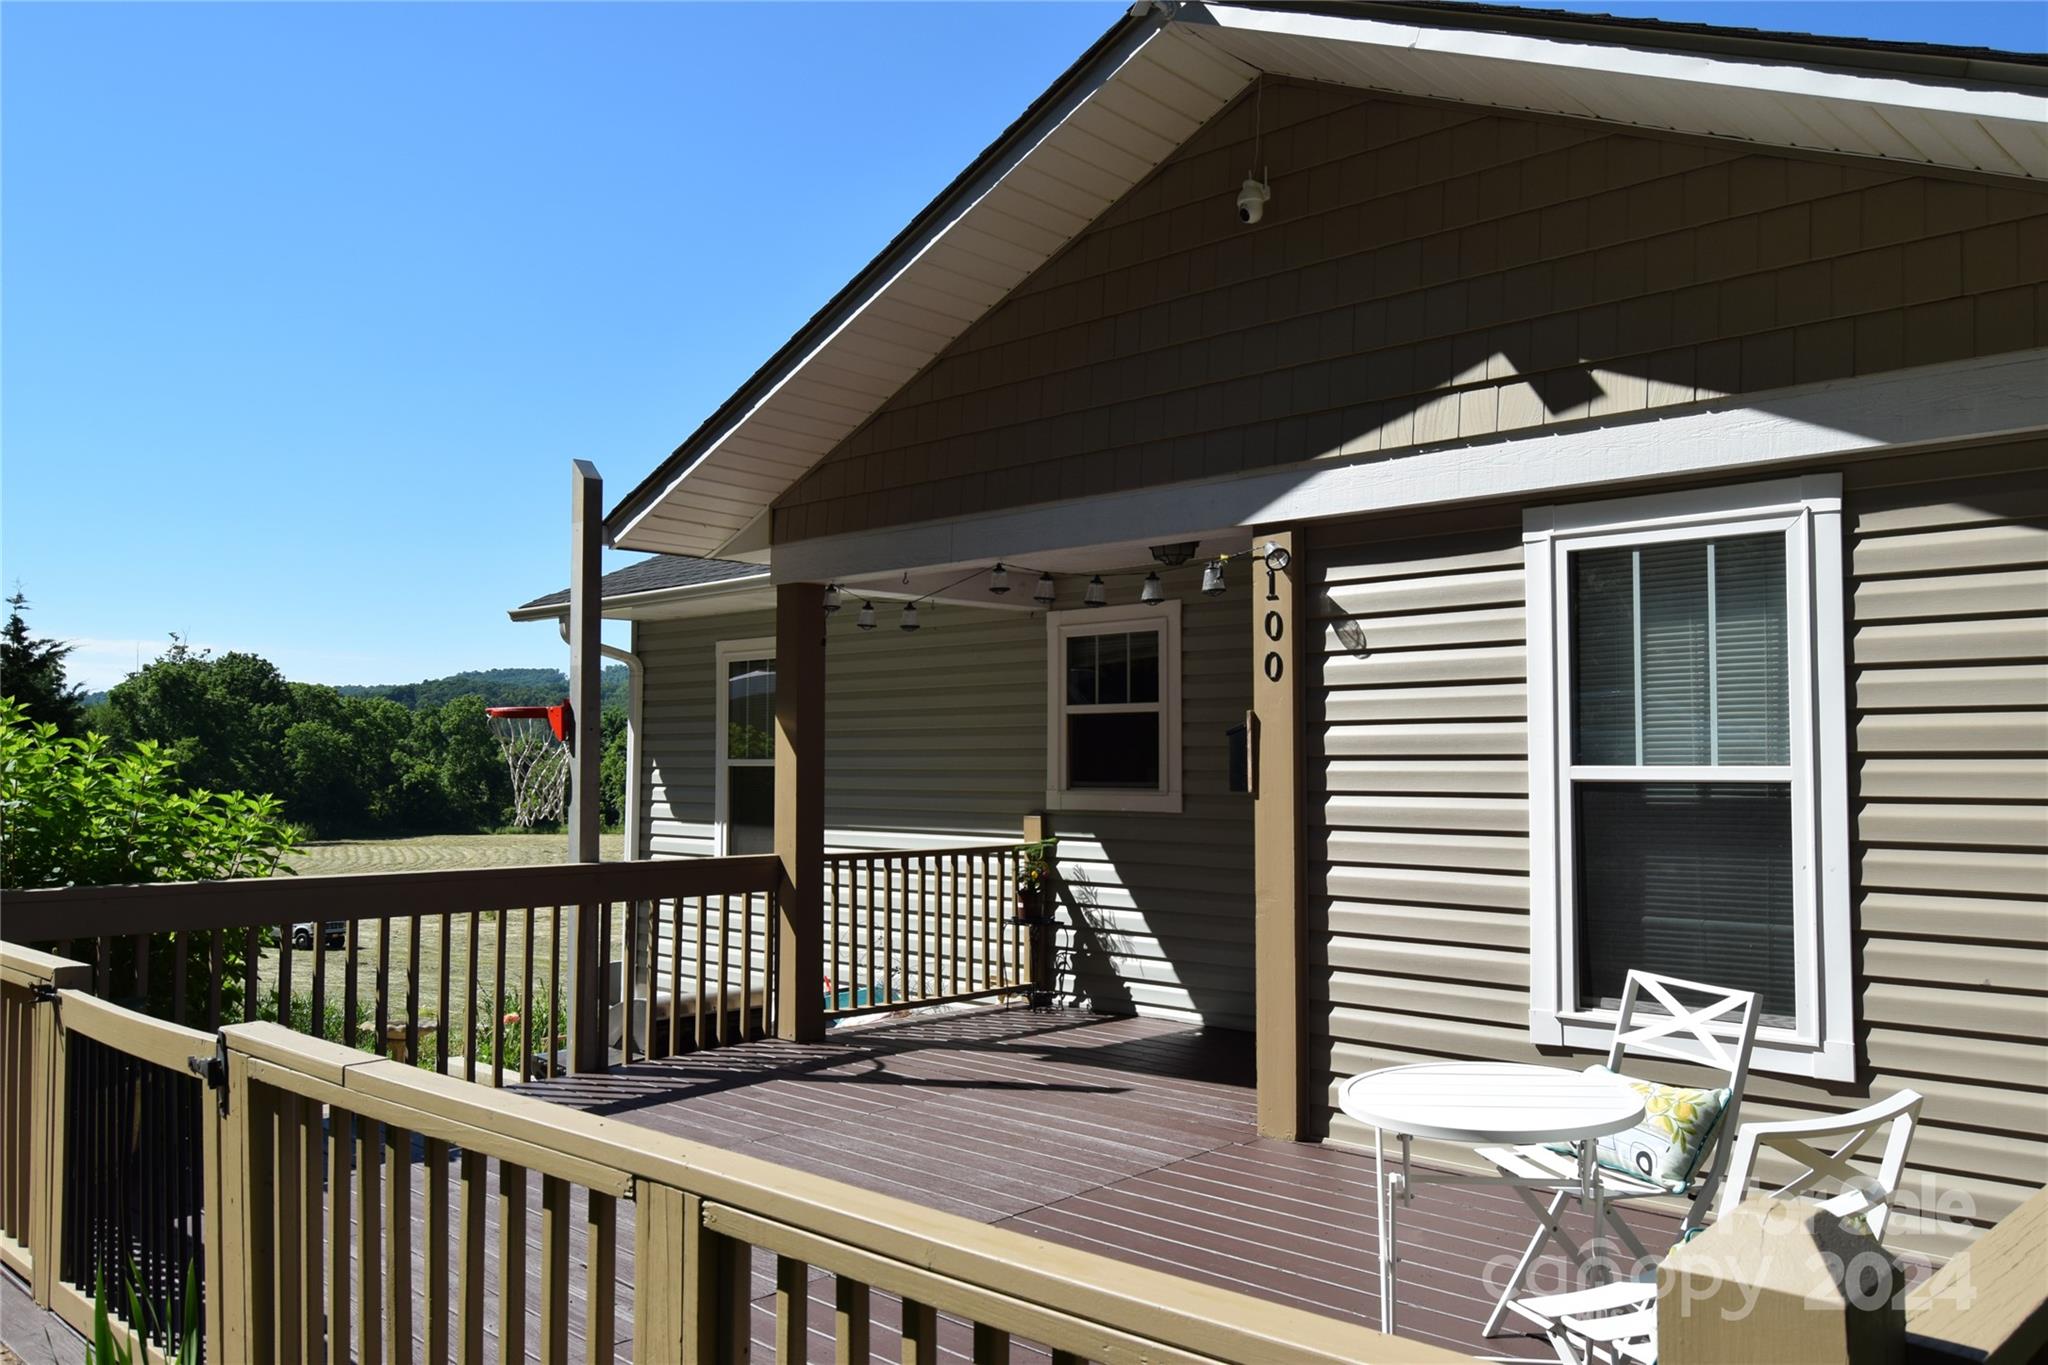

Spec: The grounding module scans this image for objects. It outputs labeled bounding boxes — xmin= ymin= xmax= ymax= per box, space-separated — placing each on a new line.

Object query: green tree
xmin=0 ymin=593 xmax=87 ymax=735
xmin=100 ymin=639 xmax=294 ymax=798
xmin=599 ymin=703 xmax=628 ymax=830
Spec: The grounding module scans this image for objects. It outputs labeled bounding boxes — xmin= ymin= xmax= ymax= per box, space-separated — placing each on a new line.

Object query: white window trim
xmin=1524 ymin=474 xmax=1853 ymax=1083
xmin=713 ymin=636 xmax=776 ymax=857
xmin=1044 ymin=600 xmax=1183 ymax=815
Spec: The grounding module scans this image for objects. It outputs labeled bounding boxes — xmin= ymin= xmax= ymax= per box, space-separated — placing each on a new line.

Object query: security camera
xmin=1236 ymin=176 xmax=1270 ymax=225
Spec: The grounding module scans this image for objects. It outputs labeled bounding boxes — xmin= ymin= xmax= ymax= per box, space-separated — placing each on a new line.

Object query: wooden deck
xmin=520 ymin=1007 xmax=1675 ymax=1361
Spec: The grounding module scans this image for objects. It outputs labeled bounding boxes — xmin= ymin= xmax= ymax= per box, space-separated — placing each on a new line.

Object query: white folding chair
xmin=1481 ymin=971 xmax=1760 ymax=1336
xmin=1521 ymin=1088 xmax=1925 ymax=1364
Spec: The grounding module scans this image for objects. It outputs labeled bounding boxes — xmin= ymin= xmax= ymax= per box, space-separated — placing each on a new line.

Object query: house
xmin=512 ymin=1 xmax=2048 ymax=1262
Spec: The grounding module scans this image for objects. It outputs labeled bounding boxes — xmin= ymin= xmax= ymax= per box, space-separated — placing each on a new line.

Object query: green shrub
xmin=0 ymin=696 xmax=300 ymax=889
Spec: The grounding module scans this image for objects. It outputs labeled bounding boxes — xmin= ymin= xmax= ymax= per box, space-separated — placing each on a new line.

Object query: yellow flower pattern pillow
xmin=1558 ymin=1065 xmax=1730 ymax=1192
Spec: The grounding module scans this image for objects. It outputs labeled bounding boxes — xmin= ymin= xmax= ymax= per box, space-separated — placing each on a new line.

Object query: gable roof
xmin=510 ymin=554 xmax=765 ymax=621
xmin=607 ymin=0 xmax=2048 ymax=559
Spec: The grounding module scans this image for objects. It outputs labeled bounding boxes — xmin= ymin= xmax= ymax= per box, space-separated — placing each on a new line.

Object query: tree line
xmin=2 ymin=594 xmax=628 ymax=840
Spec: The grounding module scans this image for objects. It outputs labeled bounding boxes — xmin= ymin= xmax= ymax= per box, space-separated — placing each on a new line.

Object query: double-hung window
xmin=714 ymin=638 xmax=776 ymax=856
xmin=1525 ymin=476 xmax=1851 ymax=1080
xmin=1046 ymin=601 xmax=1182 ymax=813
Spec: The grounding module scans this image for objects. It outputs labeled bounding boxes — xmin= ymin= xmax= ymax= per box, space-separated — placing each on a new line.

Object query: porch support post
xmin=1251 ymin=527 xmax=1306 ymax=1139
xmin=565 ymin=459 xmax=608 ymax=1073
xmin=775 ymin=581 xmax=826 ymax=1042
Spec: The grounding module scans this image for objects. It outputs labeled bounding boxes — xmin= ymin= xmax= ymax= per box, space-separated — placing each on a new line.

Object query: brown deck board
xmin=507 ymin=1007 xmax=1676 ymax=1361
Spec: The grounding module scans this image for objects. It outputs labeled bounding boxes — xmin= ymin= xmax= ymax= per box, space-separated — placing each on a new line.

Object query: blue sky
xmin=5 ymin=2 xmax=2041 ymax=692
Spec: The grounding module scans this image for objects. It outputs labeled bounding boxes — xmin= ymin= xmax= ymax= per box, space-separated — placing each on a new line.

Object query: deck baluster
xmin=540 ymin=1174 xmax=572 ymax=1365
xmin=385 ymin=1121 xmax=413 ymax=1365
xmin=522 ymin=905 xmax=537 ymax=1082
xmin=437 ymin=912 xmax=453 ymax=1075
xmin=343 ymin=919 xmax=361 ymax=1049
xmin=498 ymin=1158 xmax=529 ymax=1360
xmin=357 ymin=1115 xmax=384 ymax=1365
xmin=375 ymin=918 xmax=391 ymax=1058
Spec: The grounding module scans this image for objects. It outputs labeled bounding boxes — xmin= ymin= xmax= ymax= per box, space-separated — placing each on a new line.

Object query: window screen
xmin=1567 ymin=531 xmax=1795 ymax=1026
xmin=1064 ymin=630 xmax=1162 ymax=791
xmin=1570 ymin=534 xmax=1788 ymax=766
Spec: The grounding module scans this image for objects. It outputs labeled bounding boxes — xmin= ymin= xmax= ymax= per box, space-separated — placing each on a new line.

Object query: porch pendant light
xmin=1033 ymin=572 xmax=1057 ymax=606
xmin=856 ymin=601 xmax=877 ymax=631
xmin=989 ymin=563 xmax=1010 ymax=595
xmin=1140 ymin=572 xmax=1164 ymax=605
xmin=822 ymin=584 xmax=843 ymax=614
xmin=900 ymin=601 xmax=921 ymax=632
xmin=1202 ymin=559 xmax=1227 ymax=596
xmin=1083 ymin=576 xmax=1107 ymax=608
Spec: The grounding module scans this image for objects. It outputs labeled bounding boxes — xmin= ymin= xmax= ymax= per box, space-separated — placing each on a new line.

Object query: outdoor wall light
xmin=1083 ymin=575 xmax=1107 ymax=608
xmin=856 ymin=601 xmax=877 ymax=631
xmin=1259 ymin=542 xmax=1292 ymax=572
xmin=1202 ymin=558 xmax=1228 ymax=596
xmin=1149 ymin=542 xmax=1198 ymax=568
xmin=989 ymin=563 xmax=1010 ymax=595
xmin=900 ymin=602 xmax=921 ymax=632
xmin=1140 ymin=572 xmax=1165 ymax=605
xmin=822 ymin=584 xmax=843 ymax=614
xmin=1033 ymin=573 xmax=1057 ymax=606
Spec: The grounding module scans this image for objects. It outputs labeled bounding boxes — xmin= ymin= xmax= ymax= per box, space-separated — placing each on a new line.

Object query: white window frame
xmin=1045 ymin=600 xmax=1183 ymax=814
xmin=713 ymin=636 xmax=777 ymax=857
xmin=1524 ymin=474 xmax=1852 ymax=1082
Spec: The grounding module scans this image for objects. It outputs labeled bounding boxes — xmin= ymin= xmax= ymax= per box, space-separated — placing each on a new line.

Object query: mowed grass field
xmin=261 ymin=833 xmax=626 ymax=1055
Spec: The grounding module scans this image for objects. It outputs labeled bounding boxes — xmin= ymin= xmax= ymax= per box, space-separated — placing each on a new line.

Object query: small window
xmin=1046 ymin=603 xmax=1181 ymax=813
xmin=715 ymin=639 xmax=776 ymax=856
xmin=1526 ymin=476 xmax=1852 ymax=1081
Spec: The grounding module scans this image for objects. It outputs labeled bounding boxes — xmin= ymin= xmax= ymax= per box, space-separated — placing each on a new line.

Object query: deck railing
xmin=0 ymin=941 xmax=1463 ymax=1365
xmin=822 ymin=843 xmax=1039 ymax=1020
xmin=1 ymin=856 xmax=782 ymax=1080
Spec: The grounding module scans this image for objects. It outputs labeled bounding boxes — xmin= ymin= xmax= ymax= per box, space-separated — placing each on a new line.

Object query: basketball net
xmin=486 ymin=705 xmax=571 ymax=827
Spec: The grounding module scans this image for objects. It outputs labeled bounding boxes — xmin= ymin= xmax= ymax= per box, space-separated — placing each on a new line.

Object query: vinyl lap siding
xmin=1306 ymin=445 xmax=2048 ymax=1259
xmin=1051 ymin=573 xmax=1255 ymax=1029
xmin=632 ymin=580 xmax=1256 ymax=1030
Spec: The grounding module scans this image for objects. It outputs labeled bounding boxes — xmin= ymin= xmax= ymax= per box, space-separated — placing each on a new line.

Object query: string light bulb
xmin=1140 ymin=572 xmax=1164 ymax=605
xmin=1202 ymin=558 xmax=1228 ymax=597
xmin=1033 ymin=573 xmax=1057 ymax=606
xmin=822 ymin=584 xmax=842 ymax=614
xmin=900 ymin=601 xmax=921 ymax=632
xmin=1084 ymin=575 xmax=1107 ymax=608
xmin=989 ymin=564 xmax=1009 ymax=595
xmin=856 ymin=601 xmax=877 ymax=631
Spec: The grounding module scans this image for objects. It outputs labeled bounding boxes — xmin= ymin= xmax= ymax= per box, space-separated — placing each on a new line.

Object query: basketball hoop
xmin=485 ymin=702 xmax=572 ymax=826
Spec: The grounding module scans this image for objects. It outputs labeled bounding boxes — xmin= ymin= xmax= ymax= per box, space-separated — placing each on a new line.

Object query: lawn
xmin=260 ymin=833 xmax=627 ymax=1067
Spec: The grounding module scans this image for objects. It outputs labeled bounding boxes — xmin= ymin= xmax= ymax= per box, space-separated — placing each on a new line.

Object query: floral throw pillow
xmin=1555 ymin=1065 xmax=1730 ymax=1192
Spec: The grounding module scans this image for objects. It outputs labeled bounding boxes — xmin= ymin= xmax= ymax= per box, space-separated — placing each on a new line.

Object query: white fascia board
xmin=768 ymin=349 xmax=2048 ymax=583
xmin=505 ymin=572 xmax=773 ymax=624
xmin=1189 ymin=3 xmax=2048 ymax=136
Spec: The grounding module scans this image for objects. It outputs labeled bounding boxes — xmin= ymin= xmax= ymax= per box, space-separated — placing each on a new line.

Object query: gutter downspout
xmin=560 ymin=618 xmax=643 ymax=861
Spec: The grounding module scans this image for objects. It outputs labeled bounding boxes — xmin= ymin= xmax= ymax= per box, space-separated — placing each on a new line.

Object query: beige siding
xmin=772 ymin=81 xmax=2048 ymax=543
xmin=632 ymin=572 xmax=1254 ymax=1028
xmin=1305 ymin=442 xmax=2048 ymax=1260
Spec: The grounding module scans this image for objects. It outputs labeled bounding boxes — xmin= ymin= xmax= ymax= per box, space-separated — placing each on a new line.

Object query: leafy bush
xmin=0 ymin=696 xmax=300 ymax=889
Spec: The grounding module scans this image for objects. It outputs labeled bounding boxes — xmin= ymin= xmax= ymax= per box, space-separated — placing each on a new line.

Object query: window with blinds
xmin=1566 ymin=531 xmax=1797 ymax=1024
xmin=1526 ymin=476 xmax=1851 ymax=1078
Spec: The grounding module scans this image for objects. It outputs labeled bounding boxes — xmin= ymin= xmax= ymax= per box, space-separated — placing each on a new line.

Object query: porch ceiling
xmin=606 ymin=1 xmax=2048 ymax=561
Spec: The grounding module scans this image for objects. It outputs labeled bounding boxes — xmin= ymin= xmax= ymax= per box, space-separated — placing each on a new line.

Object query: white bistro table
xmin=1337 ymin=1062 xmax=1645 ymax=1336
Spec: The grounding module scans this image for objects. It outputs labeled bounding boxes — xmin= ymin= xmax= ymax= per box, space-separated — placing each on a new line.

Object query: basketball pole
xmin=565 ymin=458 xmax=607 ymax=1073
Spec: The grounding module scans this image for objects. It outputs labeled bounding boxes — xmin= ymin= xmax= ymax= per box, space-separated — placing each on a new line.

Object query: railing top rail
xmin=222 ymin=1020 xmax=1454 ymax=1365
xmin=0 ymin=942 xmax=93 ymax=991
xmin=0 ymin=854 xmax=782 ymax=942
xmin=824 ymin=842 xmax=1028 ymax=860
xmin=58 ymin=988 xmax=214 ymax=1070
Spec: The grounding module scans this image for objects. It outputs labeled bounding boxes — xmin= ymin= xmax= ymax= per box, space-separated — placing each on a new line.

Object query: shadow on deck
xmin=519 ymin=1007 xmax=1670 ymax=1361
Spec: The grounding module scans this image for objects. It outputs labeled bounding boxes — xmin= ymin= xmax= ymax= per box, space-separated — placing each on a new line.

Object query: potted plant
xmin=1015 ymin=838 xmax=1057 ymax=923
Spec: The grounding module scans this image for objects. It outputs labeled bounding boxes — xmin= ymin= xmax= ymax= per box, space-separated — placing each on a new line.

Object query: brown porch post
xmin=775 ymin=581 xmax=826 ymax=1042
xmin=1251 ymin=527 xmax=1306 ymax=1139
xmin=565 ymin=459 xmax=608 ymax=1073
